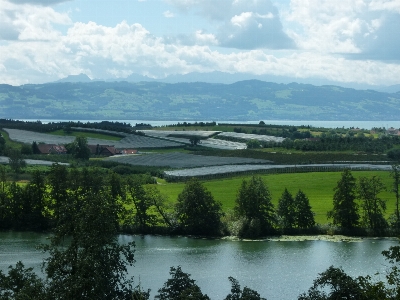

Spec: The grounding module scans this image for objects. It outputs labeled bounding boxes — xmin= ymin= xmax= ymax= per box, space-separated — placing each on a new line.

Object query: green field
xmin=157 ymin=170 xmax=395 ymax=224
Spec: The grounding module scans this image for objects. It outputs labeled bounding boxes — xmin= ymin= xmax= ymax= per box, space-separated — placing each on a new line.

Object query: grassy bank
xmin=156 ymin=170 xmax=395 ymax=225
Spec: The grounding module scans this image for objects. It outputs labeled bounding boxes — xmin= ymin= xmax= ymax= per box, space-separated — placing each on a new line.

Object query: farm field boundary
xmin=164 ymin=163 xmax=393 ymax=182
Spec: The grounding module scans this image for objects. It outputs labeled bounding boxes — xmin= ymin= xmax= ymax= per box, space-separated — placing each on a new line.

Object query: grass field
xmin=156 ymin=170 xmax=395 ymax=224
xmin=49 ymin=130 xmax=122 ymax=141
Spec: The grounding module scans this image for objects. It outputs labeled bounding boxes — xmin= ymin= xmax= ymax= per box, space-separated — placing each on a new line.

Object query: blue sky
xmin=0 ymin=0 xmax=400 ymax=86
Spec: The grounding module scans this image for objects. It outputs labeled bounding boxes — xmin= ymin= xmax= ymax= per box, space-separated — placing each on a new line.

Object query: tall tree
xmin=357 ymin=175 xmax=387 ymax=234
xmin=277 ymin=188 xmax=296 ymax=230
xmin=294 ymin=190 xmax=315 ymax=230
xmin=43 ymin=170 xmax=135 ymax=300
xmin=127 ymin=178 xmax=154 ymax=232
xmin=67 ymin=136 xmax=91 ymax=160
xmin=175 ymin=178 xmax=223 ymax=236
xmin=8 ymin=149 xmax=26 ymax=178
xmin=327 ymin=169 xmax=359 ymax=230
xmin=21 ymin=170 xmax=48 ymax=230
xmin=47 ymin=163 xmax=69 ymax=226
xmin=390 ymin=165 xmax=400 ymax=229
xmin=234 ymin=176 xmax=275 ymax=236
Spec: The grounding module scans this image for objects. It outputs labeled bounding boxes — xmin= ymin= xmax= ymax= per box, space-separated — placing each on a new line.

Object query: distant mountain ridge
xmin=56 ymin=72 xmax=400 ymax=93
xmin=0 ymin=80 xmax=400 ymax=121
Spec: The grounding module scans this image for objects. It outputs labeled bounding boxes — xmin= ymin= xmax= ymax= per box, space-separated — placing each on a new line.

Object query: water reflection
xmin=1 ymin=233 xmax=398 ymax=299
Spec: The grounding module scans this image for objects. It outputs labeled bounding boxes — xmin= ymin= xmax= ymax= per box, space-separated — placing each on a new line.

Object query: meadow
xmin=156 ymin=170 xmax=395 ymax=224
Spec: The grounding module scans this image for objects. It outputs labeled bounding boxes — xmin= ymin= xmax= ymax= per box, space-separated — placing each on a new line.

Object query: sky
xmin=1 ymin=0 xmax=400 ymax=86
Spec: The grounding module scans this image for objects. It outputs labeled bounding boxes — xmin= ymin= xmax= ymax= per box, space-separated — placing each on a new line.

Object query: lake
xmin=0 ymin=232 xmax=398 ymax=299
xmin=19 ymin=119 xmax=400 ymax=130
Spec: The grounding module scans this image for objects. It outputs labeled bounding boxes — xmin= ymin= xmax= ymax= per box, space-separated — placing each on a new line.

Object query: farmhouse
xmin=88 ymin=144 xmax=121 ymax=156
xmin=37 ymin=144 xmax=67 ymax=154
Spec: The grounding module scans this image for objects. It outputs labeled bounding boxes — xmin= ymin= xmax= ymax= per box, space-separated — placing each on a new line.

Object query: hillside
xmin=0 ymin=80 xmax=399 ymax=120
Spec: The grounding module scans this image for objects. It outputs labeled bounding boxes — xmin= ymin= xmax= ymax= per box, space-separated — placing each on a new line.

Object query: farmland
xmin=3 ymin=128 xmax=184 ymax=149
xmin=105 ymin=152 xmax=270 ymax=168
xmin=156 ymin=171 xmax=396 ymax=225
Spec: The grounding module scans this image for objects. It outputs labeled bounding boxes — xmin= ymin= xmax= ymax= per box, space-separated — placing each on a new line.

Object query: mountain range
xmin=1 ymin=79 xmax=400 ymax=121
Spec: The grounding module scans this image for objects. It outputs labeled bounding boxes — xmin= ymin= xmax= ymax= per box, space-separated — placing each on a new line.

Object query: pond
xmin=0 ymin=232 xmax=398 ymax=299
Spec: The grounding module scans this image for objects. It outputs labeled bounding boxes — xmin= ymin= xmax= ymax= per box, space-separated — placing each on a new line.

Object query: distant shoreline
xmin=223 ymin=235 xmax=400 ymax=242
xmin=16 ymin=119 xmax=400 ymax=130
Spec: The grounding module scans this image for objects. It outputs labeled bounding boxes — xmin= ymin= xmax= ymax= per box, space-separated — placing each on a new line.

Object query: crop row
xmin=105 ymin=152 xmax=270 ymax=168
xmin=164 ymin=163 xmax=393 ymax=181
xmin=3 ymin=128 xmax=183 ymax=149
xmin=218 ymin=132 xmax=285 ymax=142
xmin=141 ymin=130 xmax=247 ymax=150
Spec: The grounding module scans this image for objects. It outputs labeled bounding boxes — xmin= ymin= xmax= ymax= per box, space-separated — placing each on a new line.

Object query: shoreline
xmin=222 ymin=235 xmax=400 ymax=242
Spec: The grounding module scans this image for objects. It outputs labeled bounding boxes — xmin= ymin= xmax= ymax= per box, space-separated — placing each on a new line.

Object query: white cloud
xmin=163 ymin=10 xmax=175 ymax=18
xmin=369 ymin=0 xmax=400 ymax=13
xmin=286 ymin=0 xmax=400 ymax=60
xmin=0 ymin=0 xmax=400 ymax=86
xmin=166 ymin=0 xmax=295 ymax=49
xmin=0 ymin=0 xmax=71 ymax=41
xmin=1 ymin=19 xmax=400 ymax=86
xmin=231 ymin=12 xmax=253 ymax=28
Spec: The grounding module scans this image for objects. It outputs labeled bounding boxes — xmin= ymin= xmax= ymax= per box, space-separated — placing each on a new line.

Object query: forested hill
xmin=0 ymin=80 xmax=399 ymax=121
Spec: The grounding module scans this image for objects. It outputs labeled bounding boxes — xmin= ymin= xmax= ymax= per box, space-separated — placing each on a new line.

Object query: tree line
xmin=327 ymin=166 xmax=400 ymax=236
xmin=2 ymin=164 xmax=400 ymax=237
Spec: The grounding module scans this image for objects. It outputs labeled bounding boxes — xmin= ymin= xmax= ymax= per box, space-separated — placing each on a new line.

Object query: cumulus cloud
xmin=1 ymin=19 xmax=400 ymax=86
xmin=0 ymin=0 xmax=399 ymax=86
xmin=0 ymin=0 xmax=71 ymax=41
xmin=286 ymin=0 xmax=400 ymax=60
xmin=166 ymin=0 xmax=295 ymax=49
xmin=350 ymin=12 xmax=400 ymax=60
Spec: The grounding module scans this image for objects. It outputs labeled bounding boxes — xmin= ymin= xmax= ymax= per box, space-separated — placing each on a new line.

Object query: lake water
xmin=19 ymin=119 xmax=400 ymax=130
xmin=0 ymin=232 xmax=398 ymax=299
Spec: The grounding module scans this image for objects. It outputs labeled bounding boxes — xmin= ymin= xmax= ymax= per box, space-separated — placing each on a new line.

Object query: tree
xmin=327 ymin=169 xmax=359 ymax=230
xmin=175 ymin=178 xmax=223 ymax=236
xmin=298 ymin=266 xmax=366 ymax=300
xmin=246 ymin=139 xmax=261 ymax=149
xmin=0 ymin=134 xmax=5 ymax=155
xmin=43 ymin=170 xmax=135 ymax=299
xmin=225 ymin=277 xmax=267 ymax=300
xmin=145 ymin=186 xmax=173 ymax=228
xmin=382 ymin=244 xmax=400 ymax=298
xmin=357 ymin=175 xmax=387 ymax=234
xmin=388 ymin=148 xmax=400 ymax=161
xmin=277 ymin=188 xmax=296 ymax=230
xmin=294 ymin=190 xmax=315 ymax=230
xmin=67 ymin=136 xmax=91 ymax=160
xmin=189 ymin=136 xmax=201 ymax=146
xmin=20 ymin=170 xmax=48 ymax=230
xmin=127 ymin=178 xmax=155 ymax=232
xmin=8 ymin=149 xmax=26 ymax=177
xmin=234 ymin=176 xmax=275 ymax=237
xmin=390 ymin=165 xmax=400 ymax=230
xmin=155 ymin=266 xmax=210 ymax=300
xmin=46 ymin=163 xmax=69 ymax=225
xmin=32 ymin=141 xmax=40 ymax=154
xmin=0 ymin=261 xmax=46 ymax=300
